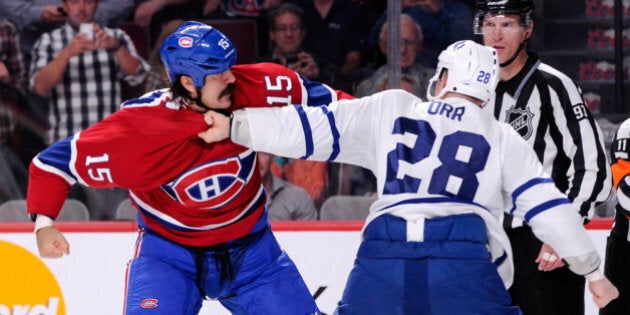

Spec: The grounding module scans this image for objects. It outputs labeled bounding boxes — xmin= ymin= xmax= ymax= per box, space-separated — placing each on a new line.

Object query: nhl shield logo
xmin=505 ymin=106 xmax=534 ymax=139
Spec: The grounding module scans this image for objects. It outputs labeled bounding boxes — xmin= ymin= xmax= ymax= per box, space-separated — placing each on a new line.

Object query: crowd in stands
xmin=2 ymin=0 xmax=614 ymax=221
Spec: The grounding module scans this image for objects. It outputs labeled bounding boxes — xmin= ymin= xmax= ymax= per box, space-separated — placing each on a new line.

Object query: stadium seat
xmin=319 ymin=195 xmax=377 ymax=220
xmin=115 ymin=199 xmax=138 ymax=221
xmin=57 ymin=199 xmax=90 ymax=221
xmin=0 ymin=199 xmax=90 ymax=221
xmin=0 ymin=199 xmax=29 ymax=221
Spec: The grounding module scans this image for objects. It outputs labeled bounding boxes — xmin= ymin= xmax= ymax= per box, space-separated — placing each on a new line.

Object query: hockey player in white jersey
xmin=197 ymin=40 xmax=618 ymax=314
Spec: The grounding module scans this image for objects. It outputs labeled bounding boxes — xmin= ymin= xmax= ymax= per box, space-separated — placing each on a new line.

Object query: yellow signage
xmin=0 ymin=240 xmax=65 ymax=314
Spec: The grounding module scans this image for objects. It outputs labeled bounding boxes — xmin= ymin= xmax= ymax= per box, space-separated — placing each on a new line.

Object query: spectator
xmin=354 ymin=13 xmax=433 ymax=98
xmin=29 ymin=0 xmax=150 ymax=220
xmin=259 ymin=152 xmax=318 ymax=221
xmin=30 ymin=0 xmax=149 ymax=143
xmin=292 ymin=0 xmax=371 ymax=92
xmin=265 ymin=2 xmax=319 ymax=80
xmin=368 ymin=0 xmax=474 ymax=68
xmin=0 ymin=19 xmax=29 ymax=203
xmin=198 ymin=39 xmax=620 ymax=314
xmin=602 ymin=118 xmax=630 ymax=314
xmin=475 ymin=1 xmax=612 ymax=314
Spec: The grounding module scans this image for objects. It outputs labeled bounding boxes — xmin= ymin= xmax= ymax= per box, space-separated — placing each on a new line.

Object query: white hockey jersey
xmin=232 ymin=89 xmax=600 ymax=287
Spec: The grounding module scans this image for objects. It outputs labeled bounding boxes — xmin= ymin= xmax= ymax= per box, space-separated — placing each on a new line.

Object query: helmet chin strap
xmin=500 ymin=42 xmax=525 ymax=67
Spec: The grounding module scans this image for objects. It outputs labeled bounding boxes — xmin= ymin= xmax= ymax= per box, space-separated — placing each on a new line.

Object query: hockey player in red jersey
xmin=27 ymin=21 xmax=350 ymax=314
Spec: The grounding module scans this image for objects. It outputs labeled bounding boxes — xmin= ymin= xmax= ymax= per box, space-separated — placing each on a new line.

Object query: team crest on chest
xmin=162 ymin=153 xmax=255 ymax=209
xmin=505 ymin=106 xmax=534 ymax=139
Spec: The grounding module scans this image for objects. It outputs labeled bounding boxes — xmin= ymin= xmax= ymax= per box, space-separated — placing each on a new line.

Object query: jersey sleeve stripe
xmin=319 ymin=106 xmax=340 ymax=161
xmin=32 ymin=156 xmax=76 ymax=185
xmin=523 ymin=198 xmax=572 ymax=222
xmin=301 ymin=79 xmax=337 ymax=105
xmin=294 ymin=105 xmax=314 ymax=159
xmin=509 ymin=177 xmax=555 ymax=215
xmin=35 ymin=136 xmax=78 ymax=184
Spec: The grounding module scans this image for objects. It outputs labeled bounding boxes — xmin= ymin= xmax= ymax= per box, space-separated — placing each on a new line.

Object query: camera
xmin=80 ymin=23 xmax=94 ymax=40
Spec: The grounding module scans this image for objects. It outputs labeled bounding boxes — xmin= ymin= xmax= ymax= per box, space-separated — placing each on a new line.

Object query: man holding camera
xmin=265 ymin=2 xmax=320 ymax=81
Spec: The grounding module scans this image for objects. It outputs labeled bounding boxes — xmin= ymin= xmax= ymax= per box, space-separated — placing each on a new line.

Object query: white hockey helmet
xmin=426 ymin=40 xmax=499 ymax=106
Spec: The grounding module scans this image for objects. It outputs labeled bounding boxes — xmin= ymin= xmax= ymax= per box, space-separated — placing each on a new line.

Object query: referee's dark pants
xmin=600 ymin=208 xmax=630 ymax=315
xmin=507 ymin=225 xmax=585 ymax=315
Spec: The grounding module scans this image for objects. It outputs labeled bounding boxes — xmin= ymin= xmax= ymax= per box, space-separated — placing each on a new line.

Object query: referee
xmin=602 ymin=120 xmax=630 ymax=315
xmin=475 ymin=1 xmax=612 ymax=314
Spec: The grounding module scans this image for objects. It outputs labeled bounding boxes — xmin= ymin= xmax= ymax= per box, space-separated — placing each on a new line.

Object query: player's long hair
xmin=170 ymin=75 xmax=192 ymax=101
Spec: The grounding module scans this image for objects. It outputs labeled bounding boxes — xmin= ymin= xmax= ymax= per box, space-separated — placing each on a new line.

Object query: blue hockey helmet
xmin=160 ymin=21 xmax=237 ymax=88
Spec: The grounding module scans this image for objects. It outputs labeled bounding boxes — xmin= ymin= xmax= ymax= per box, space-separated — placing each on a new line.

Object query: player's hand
xmin=535 ymin=243 xmax=565 ymax=271
xmin=198 ymin=110 xmax=231 ymax=143
xmin=36 ymin=226 xmax=70 ymax=258
xmin=589 ymin=276 xmax=619 ymax=308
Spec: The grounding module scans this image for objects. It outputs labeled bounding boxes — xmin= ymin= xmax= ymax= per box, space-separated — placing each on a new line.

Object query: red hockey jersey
xmin=27 ymin=63 xmax=351 ymax=246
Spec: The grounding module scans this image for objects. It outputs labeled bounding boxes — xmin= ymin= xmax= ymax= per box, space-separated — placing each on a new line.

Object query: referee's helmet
xmin=160 ymin=21 xmax=237 ymax=88
xmin=427 ymin=40 xmax=499 ymax=106
xmin=473 ymin=0 xmax=534 ymax=34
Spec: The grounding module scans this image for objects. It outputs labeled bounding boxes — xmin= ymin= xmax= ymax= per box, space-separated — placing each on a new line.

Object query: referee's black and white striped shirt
xmin=483 ymin=51 xmax=612 ymax=228
xmin=29 ymin=23 xmax=149 ymax=143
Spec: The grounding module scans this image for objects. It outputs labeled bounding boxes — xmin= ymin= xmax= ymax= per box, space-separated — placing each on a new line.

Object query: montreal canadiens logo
xmin=178 ymin=36 xmax=193 ymax=48
xmin=164 ymin=156 xmax=252 ymax=209
xmin=141 ymin=298 xmax=159 ymax=309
